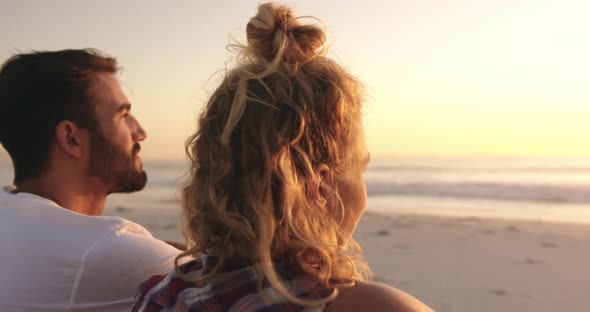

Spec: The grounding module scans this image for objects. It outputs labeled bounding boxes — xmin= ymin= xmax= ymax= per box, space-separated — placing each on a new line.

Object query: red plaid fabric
xmin=132 ymin=254 xmax=333 ymax=312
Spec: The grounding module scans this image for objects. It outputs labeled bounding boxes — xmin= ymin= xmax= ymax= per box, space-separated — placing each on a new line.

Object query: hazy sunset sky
xmin=1 ymin=0 xmax=589 ymax=160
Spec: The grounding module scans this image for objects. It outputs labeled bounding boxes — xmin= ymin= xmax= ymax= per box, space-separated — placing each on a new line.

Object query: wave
xmin=366 ymin=180 xmax=590 ymax=204
xmin=367 ymin=165 xmax=590 ymax=174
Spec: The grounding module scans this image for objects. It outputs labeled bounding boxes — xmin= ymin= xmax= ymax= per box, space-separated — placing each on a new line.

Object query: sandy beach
xmin=354 ymin=212 xmax=590 ymax=312
xmin=105 ymin=204 xmax=590 ymax=312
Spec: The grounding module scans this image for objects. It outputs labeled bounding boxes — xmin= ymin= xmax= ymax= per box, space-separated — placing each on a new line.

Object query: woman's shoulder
xmin=325 ymin=281 xmax=433 ymax=312
xmin=132 ymin=258 xmax=204 ymax=311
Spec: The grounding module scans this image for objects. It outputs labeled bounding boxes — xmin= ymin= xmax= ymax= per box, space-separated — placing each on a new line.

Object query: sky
xmin=1 ymin=0 xmax=590 ymax=161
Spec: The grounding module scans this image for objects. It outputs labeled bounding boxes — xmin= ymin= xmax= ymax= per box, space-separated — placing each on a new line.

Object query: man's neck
xmin=16 ymin=177 xmax=107 ymax=216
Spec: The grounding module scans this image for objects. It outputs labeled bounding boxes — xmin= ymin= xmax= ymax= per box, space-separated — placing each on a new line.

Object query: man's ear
xmin=54 ymin=120 xmax=87 ymax=159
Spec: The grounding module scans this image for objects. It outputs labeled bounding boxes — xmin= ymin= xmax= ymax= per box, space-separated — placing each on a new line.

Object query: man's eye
xmin=122 ymin=113 xmax=129 ymax=119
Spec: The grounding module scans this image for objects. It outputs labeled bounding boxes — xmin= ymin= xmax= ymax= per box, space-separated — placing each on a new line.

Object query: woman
xmin=133 ymin=3 xmax=432 ymax=311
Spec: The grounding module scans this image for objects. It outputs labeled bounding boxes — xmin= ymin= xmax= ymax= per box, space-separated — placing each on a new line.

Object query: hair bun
xmin=246 ymin=2 xmax=326 ymax=64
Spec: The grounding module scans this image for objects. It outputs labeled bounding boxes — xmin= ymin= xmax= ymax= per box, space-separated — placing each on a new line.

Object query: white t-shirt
xmin=0 ymin=187 xmax=181 ymax=312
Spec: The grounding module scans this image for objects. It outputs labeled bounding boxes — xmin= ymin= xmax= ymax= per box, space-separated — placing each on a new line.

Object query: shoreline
xmin=366 ymin=195 xmax=590 ymax=226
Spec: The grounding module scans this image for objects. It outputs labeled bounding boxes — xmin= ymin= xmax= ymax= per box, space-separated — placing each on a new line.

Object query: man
xmin=0 ymin=49 xmax=181 ymax=311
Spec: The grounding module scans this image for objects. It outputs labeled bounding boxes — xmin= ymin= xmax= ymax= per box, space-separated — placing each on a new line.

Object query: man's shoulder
xmin=88 ymin=217 xmax=178 ymax=263
xmin=0 ymin=191 xmax=141 ymax=249
xmin=72 ymin=218 xmax=181 ymax=304
xmin=0 ymin=187 xmax=133 ymax=234
xmin=103 ymin=216 xmax=152 ymax=237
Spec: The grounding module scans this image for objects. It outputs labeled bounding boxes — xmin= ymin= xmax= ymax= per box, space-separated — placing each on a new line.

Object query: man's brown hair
xmin=0 ymin=49 xmax=117 ymax=184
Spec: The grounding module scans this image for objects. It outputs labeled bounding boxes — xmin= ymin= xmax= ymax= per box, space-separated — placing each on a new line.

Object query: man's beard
xmin=87 ymin=132 xmax=147 ymax=194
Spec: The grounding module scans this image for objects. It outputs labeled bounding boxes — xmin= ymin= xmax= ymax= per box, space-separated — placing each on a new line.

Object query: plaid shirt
xmin=132 ymin=254 xmax=333 ymax=312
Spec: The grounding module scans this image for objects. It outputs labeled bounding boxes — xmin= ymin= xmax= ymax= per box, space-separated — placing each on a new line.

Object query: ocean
xmin=2 ymin=158 xmax=590 ymax=224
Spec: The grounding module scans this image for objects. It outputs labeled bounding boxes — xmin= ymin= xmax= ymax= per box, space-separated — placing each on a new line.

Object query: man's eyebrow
xmin=116 ymin=103 xmax=131 ymax=113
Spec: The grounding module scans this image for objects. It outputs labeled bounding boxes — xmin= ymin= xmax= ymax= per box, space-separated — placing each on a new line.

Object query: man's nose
xmin=131 ymin=117 xmax=147 ymax=142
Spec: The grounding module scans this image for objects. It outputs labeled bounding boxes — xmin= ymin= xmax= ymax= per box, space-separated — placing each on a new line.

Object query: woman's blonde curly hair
xmin=177 ymin=2 xmax=370 ymax=307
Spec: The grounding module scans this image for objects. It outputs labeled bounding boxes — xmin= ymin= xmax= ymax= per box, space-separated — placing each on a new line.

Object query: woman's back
xmin=326 ymin=281 xmax=433 ymax=312
xmin=134 ymin=255 xmax=332 ymax=311
xmin=133 ymin=259 xmax=432 ymax=312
